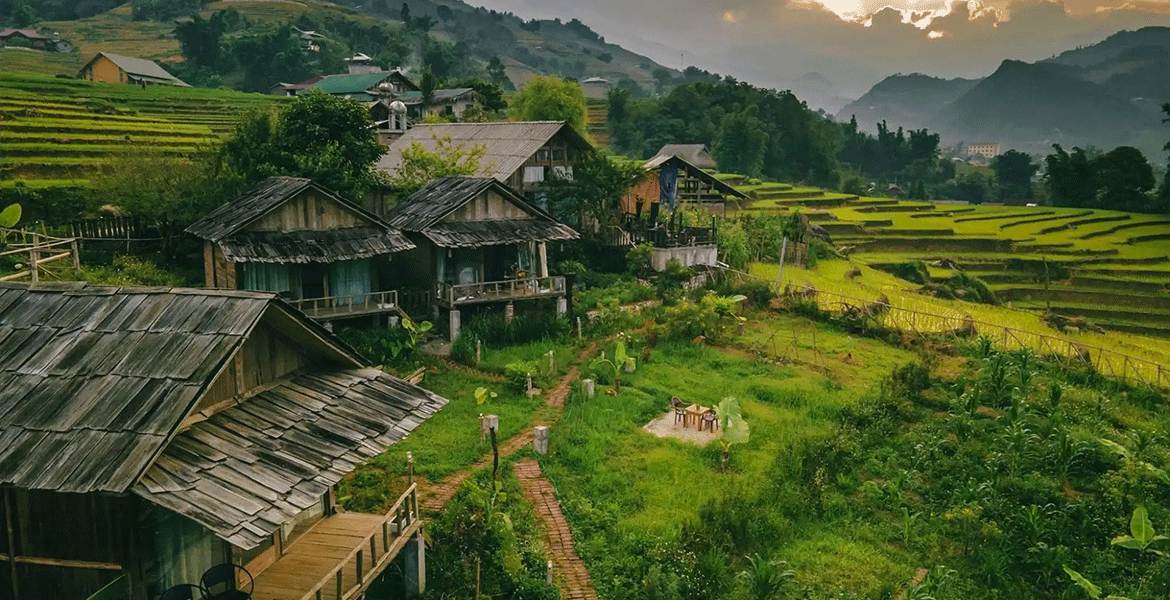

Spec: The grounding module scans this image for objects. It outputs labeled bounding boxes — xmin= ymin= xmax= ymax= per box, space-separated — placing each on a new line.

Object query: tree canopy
xmin=543 ymin=153 xmax=643 ymax=232
xmin=216 ymin=91 xmax=385 ymax=198
xmin=386 ymin=134 xmax=487 ymax=196
xmin=991 ymin=150 xmax=1039 ymax=202
xmin=1044 ymin=144 xmax=1163 ymax=213
xmin=508 ymin=76 xmax=589 ymax=136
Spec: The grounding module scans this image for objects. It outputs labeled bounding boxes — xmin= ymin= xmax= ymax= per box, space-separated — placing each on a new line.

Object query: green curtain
xmin=329 ymin=259 xmax=372 ymax=305
xmin=243 ymin=263 xmax=291 ymax=295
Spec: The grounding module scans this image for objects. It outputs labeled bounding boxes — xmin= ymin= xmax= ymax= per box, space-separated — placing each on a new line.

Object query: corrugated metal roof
xmin=376 ymin=121 xmax=592 ymax=181
xmin=218 ymin=227 xmax=414 ymax=263
xmin=0 ymin=283 xmax=275 ymax=494
xmin=133 ymin=368 xmax=447 ymax=549
xmin=88 ymin=53 xmax=188 ymax=86
xmin=305 ymin=72 xmax=397 ymax=95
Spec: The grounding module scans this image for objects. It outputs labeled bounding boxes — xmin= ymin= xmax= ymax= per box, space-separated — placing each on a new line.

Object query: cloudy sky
xmin=468 ymin=0 xmax=1170 ymax=103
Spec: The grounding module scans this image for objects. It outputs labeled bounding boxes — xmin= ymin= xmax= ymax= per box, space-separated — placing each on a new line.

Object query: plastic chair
xmin=159 ymin=584 xmax=205 ymax=600
xmin=701 ymin=410 xmax=719 ymax=432
xmin=201 ymin=564 xmax=254 ymax=600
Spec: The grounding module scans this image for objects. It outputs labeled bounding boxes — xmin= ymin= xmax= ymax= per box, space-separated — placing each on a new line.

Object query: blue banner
xmin=659 ymin=162 xmax=679 ymax=212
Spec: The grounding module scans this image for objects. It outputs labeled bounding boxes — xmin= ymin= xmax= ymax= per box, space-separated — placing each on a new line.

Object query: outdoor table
xmin=684 ymin=404 xmax=708 ymax=428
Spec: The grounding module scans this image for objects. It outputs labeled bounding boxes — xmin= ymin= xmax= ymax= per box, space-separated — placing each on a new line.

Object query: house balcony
xmin=288 ymin=290 xmax=400 ymax=321
xmin=251 ymin=484 xmax=421 ymax=600
xmin=436 ymin=276 xmax=566 ymax=308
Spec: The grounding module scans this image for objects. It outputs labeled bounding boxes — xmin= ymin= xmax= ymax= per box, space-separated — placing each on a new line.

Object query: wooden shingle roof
xmin=376 ymin=121 xmax=592 ymax=182
xmin=134 ymin=368 xmax=446 ymax=549
xmin=642 ymin=154 xmax=748 ymax=200
xmin=383 ymin=177 xmax=578 ymax=247
xmin=0 ymin=283 xmax=276 ymax=494
xmin=186 ymin=177 xmax=413 ymax=259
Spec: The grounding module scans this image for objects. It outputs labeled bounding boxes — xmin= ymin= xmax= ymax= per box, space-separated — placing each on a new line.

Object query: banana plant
xmin=474 ymin=386 xmax=498 ymax=405
xmin=590 ymin=340 xmax=635 ymax=392
xmin=1111 ymin=506 xmax=1167 ymax=556
xmin=715 ymin=397 xmax=750 ymax=471
xmin=0 ymin=203 xmax=19 ymax=228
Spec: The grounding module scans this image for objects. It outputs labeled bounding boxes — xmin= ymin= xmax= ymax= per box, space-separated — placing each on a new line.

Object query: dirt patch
xmin=642 ymin=412 xmax=720 ymax=446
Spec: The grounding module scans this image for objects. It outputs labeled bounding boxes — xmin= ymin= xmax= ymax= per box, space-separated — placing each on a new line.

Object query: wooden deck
xmin=252 ymin=486 xmax=421 ymax=600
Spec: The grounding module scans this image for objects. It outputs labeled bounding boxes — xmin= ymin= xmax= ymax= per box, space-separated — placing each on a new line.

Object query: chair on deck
xmin=159 ymin=584 xmax=205 ymax=600
xmin=671 ymin=396 xmax=687 ymax=425
xmin=701 ymin=409 xmax=719 ymax=432
xmin=201 ymin=564 xmax=254 ymax=600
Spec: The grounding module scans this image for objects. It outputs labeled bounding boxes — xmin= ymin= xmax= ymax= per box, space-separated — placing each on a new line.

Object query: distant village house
xmin=77 ymin=52 xmax=189 ymax=87
xmin=0 ymin=28 xmax=72 ymax=52
xmin=376 ymin=121 xmax=594 ymax=204
xmin=624 ymin=152 xmax=748 ymax=217
xmin=965 ymin=142 xmax=1001 ymax=160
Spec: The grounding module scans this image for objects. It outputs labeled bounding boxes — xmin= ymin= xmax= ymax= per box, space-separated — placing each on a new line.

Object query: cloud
xmin=467 ymin=0 xmax=1170 ymax=101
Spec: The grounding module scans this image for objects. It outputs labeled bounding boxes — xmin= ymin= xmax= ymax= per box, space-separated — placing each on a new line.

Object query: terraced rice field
xmin=731 ymin=182 xmax=1170 ymax=366
xmin=0 ymin=72 xmax=280 ymax=183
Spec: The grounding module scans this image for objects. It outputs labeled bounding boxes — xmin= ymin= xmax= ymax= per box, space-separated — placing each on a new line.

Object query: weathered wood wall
xmin=138 ymin=504 xmax=227 ymax=598
xmin=444 ymin=189 xmax=529 ymax=222
xmin=204 ymin=243 xmax=237 ymax=290
xmin=194 ymin=318 xmax=311 ymax=412
xmin=248 ymin=190 xmax=365 ymax=233
xmin=2 ymin=489 xmax=137 ymax=600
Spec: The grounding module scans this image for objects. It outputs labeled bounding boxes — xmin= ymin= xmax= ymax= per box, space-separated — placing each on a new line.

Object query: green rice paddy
xmin=731 ymin=180 xmax=1170 ymax=373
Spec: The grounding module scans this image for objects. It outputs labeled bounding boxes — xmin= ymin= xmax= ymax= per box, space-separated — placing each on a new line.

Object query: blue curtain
xmin=243 ymin=263 xmax=290 ymax=295
xmin=329 ymin=259 xmax=372 ymax=305
xmin=659 ymin=162 xmax=679 ymax=211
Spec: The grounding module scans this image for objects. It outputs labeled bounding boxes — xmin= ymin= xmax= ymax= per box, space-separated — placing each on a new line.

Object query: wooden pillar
xmin=29 ymin=233 xmax=39 ymax=283
xmin=4 ymin=489 xmax=20 ymax=600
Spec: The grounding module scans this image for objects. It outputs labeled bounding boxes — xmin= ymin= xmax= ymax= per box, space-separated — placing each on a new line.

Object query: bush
xmin=463 ymin=311 xmax=570 ymax=347
xmin=842 ymin=176 xmax=865 ymax=195
xmin=80 ymin=255 xmax=188 ymax=286
xmin=884 ymin=260 xmax=931 ymax=285
xmin=656 ymin=259 xmax=692 ymax=304
xmin=627 ymin=243 xmax=653 ymax=277
xmin=451 ymin=332 xmax=478 ymax=365
xmin=504 ymin=360 xmax=541 ymax=393
xmin=654 ymin=292 xmax=745 ymax=345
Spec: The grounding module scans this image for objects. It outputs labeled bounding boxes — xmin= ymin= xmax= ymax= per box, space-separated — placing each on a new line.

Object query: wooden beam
xmin=9 ymin=555 xmax=123 ymax=571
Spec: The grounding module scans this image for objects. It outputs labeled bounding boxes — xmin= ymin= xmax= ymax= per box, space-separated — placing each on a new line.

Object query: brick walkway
xmin=417 ymin=343 xmax=601 ymax=598
xmin=515 ymin=460 xmax=598 ymax=600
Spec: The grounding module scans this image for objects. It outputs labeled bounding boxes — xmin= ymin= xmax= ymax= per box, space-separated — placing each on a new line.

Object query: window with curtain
xmin=243 ymin=263 xmax=291 ymax=295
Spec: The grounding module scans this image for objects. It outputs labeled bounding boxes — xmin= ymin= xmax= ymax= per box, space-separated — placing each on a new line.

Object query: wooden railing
xmin=438 ymin=276 xmax=566 ymax=306
xmin=289 ymin=290 xmax=399 ymax=319
xmin=299 ymin=484 xmax=420 ymax=600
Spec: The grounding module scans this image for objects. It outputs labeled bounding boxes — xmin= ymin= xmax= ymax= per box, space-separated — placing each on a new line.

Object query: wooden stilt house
xmin=187 ymin=177 xmax=415 ymax=324
xmin=0 ymin=283 xmax=446 ymax=600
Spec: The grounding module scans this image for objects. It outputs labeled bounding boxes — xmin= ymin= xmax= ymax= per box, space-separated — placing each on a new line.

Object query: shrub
xmin=451 ymin=332 xmax=477 ymax=365
xmin=656 ymin=292 xmax=746 ymax=345
xmin=504 ymin=360 xmax=541 ymax=393
xmin=884 ymin=260 xmax=931 ymax=285
xmin=463 ymin=311 xmax=569 ymax=346
xmin=626 ymin=243 xmax=653 ymax=277
xmin=656 ymin=259 xmax=692 ymax=304
xmin=884 ymin=361 xmax=932 ymax=405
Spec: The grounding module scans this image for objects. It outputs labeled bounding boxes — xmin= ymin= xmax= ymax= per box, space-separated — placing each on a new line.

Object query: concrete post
xmin=533 ymin=426 xmax=549 ymax=455
xmin=547 ymin=350 xmax=555 ymax=372
xmin=480 ymin=415 xmax=498 ymax=445
xmin=557 ymin=297 xmax=568 ymax=317
xmin=404 ymin=532 xmax=426 ymax=598
xmin=576 ymin=317 xmax=582 ymax=340
xmin=448 ymin=309 xmax=461 ymax=342
xmin=475 ymin=339 xmax=481 ymax=365
xmin=582 ymin=379 xmax=595 ymax=398
xmin=504 ymin=301 xmax=514 ymax=323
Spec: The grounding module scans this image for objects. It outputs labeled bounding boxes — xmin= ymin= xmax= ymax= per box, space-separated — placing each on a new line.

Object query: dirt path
xmin=418 ymin=344 xmax=593 ymax=512
xmin=515 ymin=460 xmax=598 ymax=600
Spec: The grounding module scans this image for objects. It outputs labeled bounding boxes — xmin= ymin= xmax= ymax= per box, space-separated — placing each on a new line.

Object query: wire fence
xmin=718 ymin=267 xmax=1169 ymax=391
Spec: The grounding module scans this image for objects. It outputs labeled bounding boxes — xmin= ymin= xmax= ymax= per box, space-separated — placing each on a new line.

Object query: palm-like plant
xmin=715 ymin=397 xmax=750 ymax=471
xmin=737 ymin=553 xmax=793 ymax=600
xmin=590 ymin=340 xmax=635 ymax=392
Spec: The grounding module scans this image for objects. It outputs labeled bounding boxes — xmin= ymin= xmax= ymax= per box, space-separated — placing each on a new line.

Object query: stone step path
xmin=514 ymin=460 xmax=598 ymax=600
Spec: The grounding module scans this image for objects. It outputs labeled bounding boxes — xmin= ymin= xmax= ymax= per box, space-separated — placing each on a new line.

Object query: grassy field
xmin=729 ymin=181 xmax=1170 ymax=362
xmin=0 ymin=71 xmax=278 ymax=184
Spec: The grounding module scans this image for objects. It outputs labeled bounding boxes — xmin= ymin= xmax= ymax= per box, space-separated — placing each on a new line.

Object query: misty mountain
xmin=835 ymin=26 xmax=1170 ymax=158
xmin=934 ymin=60 xmax=1151 ymax=151
xmin=835 ymin=74 xmax=979 ymax=131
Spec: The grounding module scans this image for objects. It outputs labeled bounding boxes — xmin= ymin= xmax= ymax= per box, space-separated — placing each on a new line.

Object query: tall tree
xmin=1044 ymin=145 xmax=1098 ymax=208
xmin=1159 ymin=103 xmax=1170 ymax=212
xmin=713 ymin=109 xmax=768 ymax=178
xmin=216 ymin=91 xmax=385 ymax=198
xmin=1093 ymin=146 xmax=1156 ymax=213
xmin=991 ymin=150 xmax=1039 ymax=202
xmin=509 ymin=76 xmax=589 ymax=136
xmin=542 ymin=153 xmax=642 ymax=232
